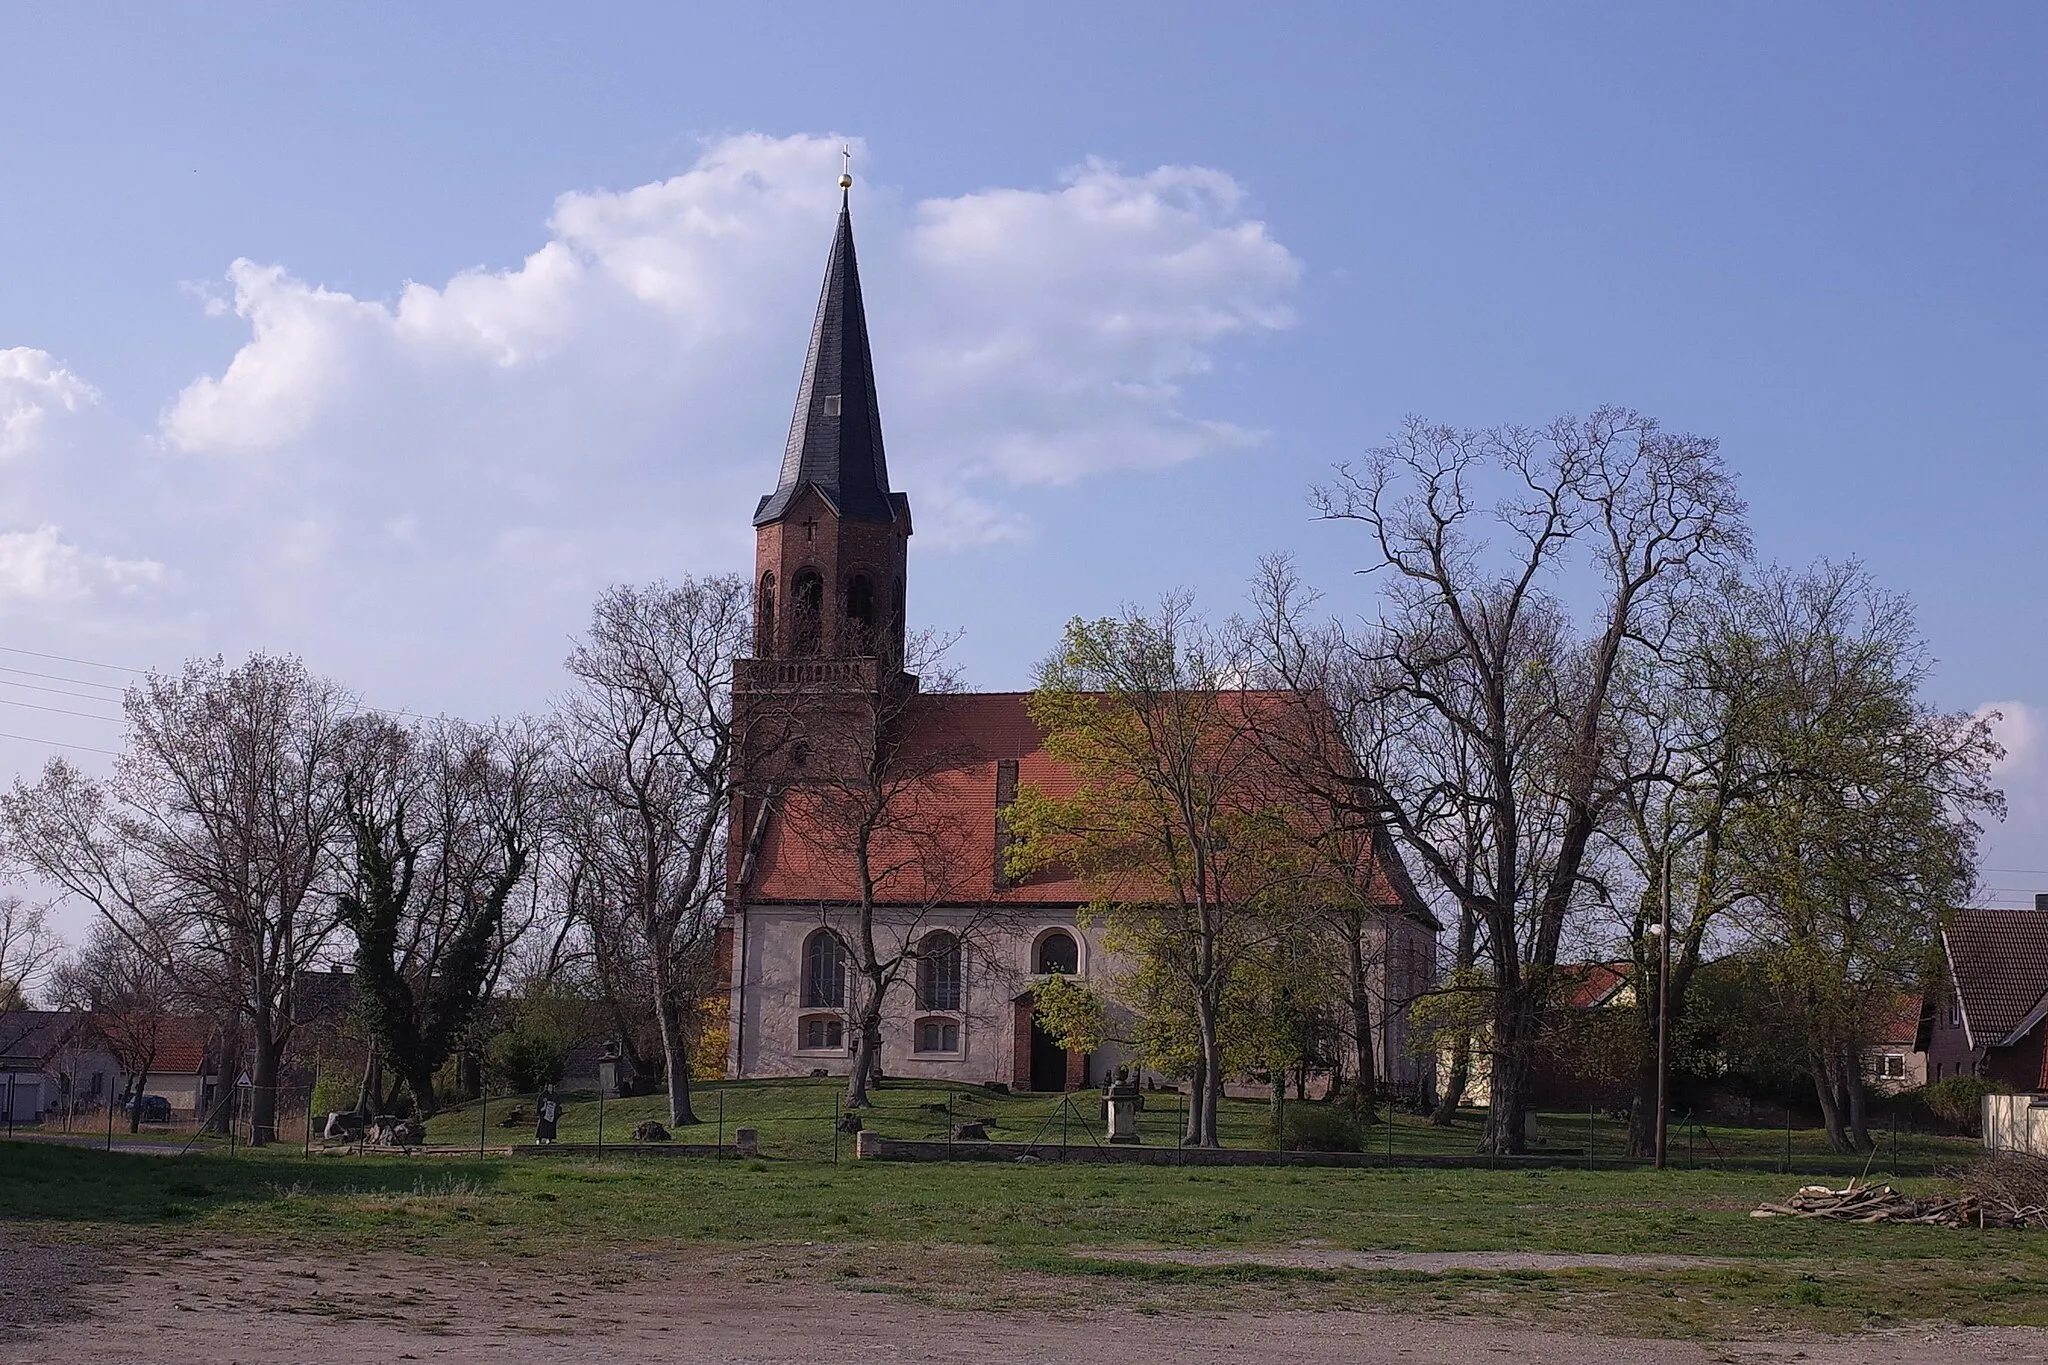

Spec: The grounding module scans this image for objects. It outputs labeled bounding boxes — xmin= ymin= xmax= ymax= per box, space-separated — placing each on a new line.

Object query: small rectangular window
xmin=823 ymin=393 xmax=842 ymax=417
xmin=916 ymin=1019 xmax=960 ymax=1054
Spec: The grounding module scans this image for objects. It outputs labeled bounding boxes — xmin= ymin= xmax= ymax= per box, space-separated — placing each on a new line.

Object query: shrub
xmin=1917 ymin=1074 xmax=2010 ymax=1136
xmin=488 ymin=1030 xmax=566 ymax=1095
xmin=1267 ymin=1103 xmax=1363 ymax=1153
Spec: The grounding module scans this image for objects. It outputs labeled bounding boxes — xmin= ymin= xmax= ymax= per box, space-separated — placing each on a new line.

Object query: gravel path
xmin=0 ymin=1225 xmax=113 ymax=1330
xmin=3 ymin=1237 xmax=2045 ymax=1364
xmin=1086 ymin=1246 xmax=1740 ymax=1273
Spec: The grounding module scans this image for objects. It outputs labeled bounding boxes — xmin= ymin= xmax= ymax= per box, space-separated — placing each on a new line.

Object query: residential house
xmin=1918 ymin=902 xmax=2048 ymax=1090
xmin=0 ymin=1011 xmax=120 ymax=1123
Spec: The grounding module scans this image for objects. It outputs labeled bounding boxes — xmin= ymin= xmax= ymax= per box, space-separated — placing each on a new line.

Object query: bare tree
xmin=559 ymin=577 xmax=750 ymax=1127
xmin=1304 ymin=410 xmax=1746 ymax=1152
xmin=51 ymin=921 xmax=183 ymax=1132
xmin=0 ymin=896 xmax=59 ymax=1008
xmin=1 ymin=654 xmax=355 ymax=1145
xmin=756 ymin=630 xmax=1014 ymax=1111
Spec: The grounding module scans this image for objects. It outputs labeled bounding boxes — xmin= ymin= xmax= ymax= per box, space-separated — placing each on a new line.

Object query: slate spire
xmin=754 ymin=187 xmax=898 ymax=526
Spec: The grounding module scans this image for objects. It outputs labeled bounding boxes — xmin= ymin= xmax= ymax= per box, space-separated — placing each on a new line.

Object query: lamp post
xmin=1653 ymin=828 xmax=1706 ymax=1171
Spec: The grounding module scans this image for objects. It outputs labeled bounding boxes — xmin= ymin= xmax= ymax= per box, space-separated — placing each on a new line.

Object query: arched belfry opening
xmin=846 ymin=574 xmax=875 ymax=654
xmin=757 ymin=572 xmax=777 ymax=655
xmin=791 ymin=569 xmax=824 ymax=657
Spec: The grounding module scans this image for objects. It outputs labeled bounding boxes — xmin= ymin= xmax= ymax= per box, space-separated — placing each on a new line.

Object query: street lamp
xmin=1652 ymin=829 xmax=1706 ymax=1171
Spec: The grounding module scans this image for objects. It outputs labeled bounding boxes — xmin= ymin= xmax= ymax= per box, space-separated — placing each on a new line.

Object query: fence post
xmin=717 ymin=1089 xmax=724 ymax=1158
xmin=1784 ymin=1107 xmax=1793 ymax=1174
xmin=106 ymin=1090 xmax=115 ymax=1151
xmin=304 ymin=1070 xmax=316 ymax=1156
xmin=597 ymin=1085 xmax=606 ymax=1155
xmin=479 ymin=1090 xmax=487 ymax=1155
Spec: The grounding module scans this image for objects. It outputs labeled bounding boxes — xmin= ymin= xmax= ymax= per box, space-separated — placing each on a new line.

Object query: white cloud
xmin=0 ymin=349 xmax=98 ymax=460
xmin=157 ymin=135 xmax=1300 ymax=552
xmin=0 ymin=133 xmax=1302 ymax=732
xmin=1981 ymin=700 xmax=2042 ymax=777
xmin=0 ymin=525 xmax=162 ymax=602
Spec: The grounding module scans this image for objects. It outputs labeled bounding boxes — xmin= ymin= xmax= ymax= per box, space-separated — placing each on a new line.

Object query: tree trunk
xmin=401 ymin=1061 xmax=438 ymax=1118
xmin=1845 ymin=1054 xmax=1872 ymax=1153
xmin=652 ymin=955 xmax=699 ymax=1126
xmin=1184 ymin=1063 xmax=1206 ymax=1145
xmin=1432 ymin=1032 xmax=1470 ymax=1126
xmin=1345 ymin=921 xmax=1378 ymax=1102
xmin=1194 ymin=994 xmax=1223 ymax=1147
xmin=209 ymin=1013 xmax=243 ymax=1135
xmin=248 ymin=1033 xmax=281 ymax=1147
xmin=845 ymin=1007 xmax=884 ymax=1110
xmin=1431 ymin=903 xmax=1478 ymax=1127
xmin=1625 ymin=1044 xmax=1658 ymax=1159
xmin=355 ymin=1051 xmax=384 ymax=1117
xmin=1810 ymin=1053 xmax=1850 ymax=1153
xmin=1482 ymin=983 xmax=1538 ymax=1155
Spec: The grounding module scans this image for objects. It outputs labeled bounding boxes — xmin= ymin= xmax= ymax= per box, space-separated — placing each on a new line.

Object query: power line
xmin=0 ymin=663 xmax=126 ymax=692
xmin=0 ymin=729 xmax=119 ymax=757
xmin=0 ymin=697 xmax=123 ymax=722
xmin=0 ymin=677 xmax=130 ymax=706
xmin=0 ymin=644 xmax=142 ymax=674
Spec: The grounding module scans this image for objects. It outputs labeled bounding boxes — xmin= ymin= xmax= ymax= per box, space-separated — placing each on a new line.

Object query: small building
xmin=1862 ymin=993 xmax=1926 ymax=1093
xmin=0 ymin=1011 xmax=120 ymax=1123
xmin=1919 ymin=903 xmax=2048 ymax=1089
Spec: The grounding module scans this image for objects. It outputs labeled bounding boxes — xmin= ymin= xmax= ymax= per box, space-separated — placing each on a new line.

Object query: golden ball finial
xmin=839 ymin=144 xmax=853 ymax=191
xmin=838 ymin=172 xmax=854 ymax=190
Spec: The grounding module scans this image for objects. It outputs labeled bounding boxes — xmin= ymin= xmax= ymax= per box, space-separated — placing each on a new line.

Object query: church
xmin=719 ymin=176 xmax=1437 ymax=1095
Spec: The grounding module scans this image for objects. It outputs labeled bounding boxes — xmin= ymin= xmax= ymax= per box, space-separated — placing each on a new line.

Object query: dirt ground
xmin=8 ymin=1230 xmax=2048 ymax=1365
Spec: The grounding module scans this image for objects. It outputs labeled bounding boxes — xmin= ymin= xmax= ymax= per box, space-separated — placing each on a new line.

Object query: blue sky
xmin=2 ymin=4 xmax=2045 ymax=911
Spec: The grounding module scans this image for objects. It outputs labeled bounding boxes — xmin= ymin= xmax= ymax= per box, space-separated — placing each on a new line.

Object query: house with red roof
xmin=718 ymin=185 xmax=1436 ymax=1094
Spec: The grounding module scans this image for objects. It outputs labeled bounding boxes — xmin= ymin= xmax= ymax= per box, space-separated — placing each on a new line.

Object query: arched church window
xmin=802 ymin=929 xmax=846 ymax=1008
xmin=890 ymin=577 xmax=905 ymax=656
xmin=917 ymin=931 xmax=961 ymax=1011
xmin=791 ymin=569 xmax=824 ymax=657
xmin=846 ymin=574 xmax=876 ymax=653
xmin=757 ymin=572 xmax=776 ymax=654
xmin=1035 ymin=929 xmax=1079 ymax=976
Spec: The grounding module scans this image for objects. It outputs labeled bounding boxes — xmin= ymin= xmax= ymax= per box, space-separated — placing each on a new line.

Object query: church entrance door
xmin=1028 ymin=1015 xmax=1068 ymax=1094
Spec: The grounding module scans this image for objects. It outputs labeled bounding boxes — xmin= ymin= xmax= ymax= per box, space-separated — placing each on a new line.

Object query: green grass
xmin=413 ymin=1076 xmax=1982 ymax=1175
xmin=5 ymin=1130 xmax=2044 ymax=1337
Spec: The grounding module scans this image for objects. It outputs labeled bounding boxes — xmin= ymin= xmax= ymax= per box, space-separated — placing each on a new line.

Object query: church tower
xmin=748 ymin=173 xmax=911 ymax=671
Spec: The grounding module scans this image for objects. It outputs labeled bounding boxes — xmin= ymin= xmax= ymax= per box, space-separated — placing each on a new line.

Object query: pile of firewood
xmin=1752 ymin=1182 xmax=1975 ymax=1225
xmin=1752 ymin=1179 xmax=2045 ymax=1229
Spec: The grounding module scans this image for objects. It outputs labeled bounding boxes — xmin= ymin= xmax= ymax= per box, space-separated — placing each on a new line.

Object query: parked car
xmin=124 ymin=1094 xmax=174 ymax=1124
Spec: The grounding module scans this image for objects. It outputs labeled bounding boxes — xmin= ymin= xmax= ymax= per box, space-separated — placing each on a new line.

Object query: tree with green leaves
xmin=1008 ymin=597 xmax=1315 ymax=1147
xmin=1724 ymin=565 xmax=2000 ymax=1152
xmin=336 ymin=716 xmax=542 ymax=1117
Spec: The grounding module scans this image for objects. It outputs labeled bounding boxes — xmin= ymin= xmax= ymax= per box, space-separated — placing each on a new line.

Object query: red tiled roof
xmin=1556 ymin=962 xmax=1631 ymax=1010
xmin=1942 ymin=908 xmax=2048 ymax=1047
xmin=1868 ymin=991 xmax=1921 ymax=1046
xmin=744 ymin=689 xmax=1421 ymax=913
